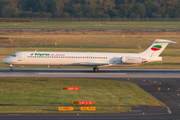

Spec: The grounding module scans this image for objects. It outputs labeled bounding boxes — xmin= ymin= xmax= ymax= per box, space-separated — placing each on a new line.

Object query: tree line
xmin=0 ymin=0 xmax=180 ymax=18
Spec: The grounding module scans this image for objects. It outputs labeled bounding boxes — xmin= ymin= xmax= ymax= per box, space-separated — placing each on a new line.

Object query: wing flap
xmin=78 ymin=62 xmax=109 ymax=66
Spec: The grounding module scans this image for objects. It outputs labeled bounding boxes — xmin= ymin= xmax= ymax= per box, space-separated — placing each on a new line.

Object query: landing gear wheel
xmin=93 ymin=67 xmax=99 ymax=72
xmin=10 ymin=67 xmax=13 ymax=70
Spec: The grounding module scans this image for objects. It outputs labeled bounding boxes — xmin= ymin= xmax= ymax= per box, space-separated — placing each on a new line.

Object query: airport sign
xmin=73 ymin=101 xmax=93 ymax=105
xmin=58 ymin=107 xmax=73 ymax=111
xmin=62 ymin=87 xmax=80 ymax=90
xmin=81 ymin=107 xmax=96 ymax=111
xmin=79 ymin=101 xmax=93 ymax=105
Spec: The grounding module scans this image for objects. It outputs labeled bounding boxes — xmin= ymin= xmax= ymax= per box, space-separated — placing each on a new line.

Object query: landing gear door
xmin=18 ymin=53 xmax=22 ymax=61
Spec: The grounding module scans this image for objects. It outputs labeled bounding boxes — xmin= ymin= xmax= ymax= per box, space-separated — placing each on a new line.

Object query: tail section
xmin=140 ymin=39 xmax=176 ymax=57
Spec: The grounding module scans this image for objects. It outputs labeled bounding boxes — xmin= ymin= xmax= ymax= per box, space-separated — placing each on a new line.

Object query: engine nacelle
xmin=121 ymin=56 xmax=146 ymax=64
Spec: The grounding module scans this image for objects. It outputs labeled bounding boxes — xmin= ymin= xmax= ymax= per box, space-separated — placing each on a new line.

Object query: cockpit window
xmin=11 ymin=53 xmax=17 ymax=57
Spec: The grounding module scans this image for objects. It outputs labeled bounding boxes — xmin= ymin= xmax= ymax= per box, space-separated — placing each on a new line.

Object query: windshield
xmin=11 ymin=53 xmax=17 ymax=57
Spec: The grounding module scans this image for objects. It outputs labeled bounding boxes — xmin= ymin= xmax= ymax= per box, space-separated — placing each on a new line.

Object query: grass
xmin=0 ymin=22 xmax=180 ymax=28
xmin=0 ymin=78 xmax=164 ymax=107
xmin=0 ymin=106 xmax=131 ymax=113
xmin=0 ymin=78 xmax=164 ymax=113
xmin=0 ymin=30 xmax=179 ymax=48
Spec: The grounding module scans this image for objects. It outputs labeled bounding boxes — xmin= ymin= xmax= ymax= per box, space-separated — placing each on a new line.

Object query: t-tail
xmin=140 ymin=39 xmax=176 ymax=57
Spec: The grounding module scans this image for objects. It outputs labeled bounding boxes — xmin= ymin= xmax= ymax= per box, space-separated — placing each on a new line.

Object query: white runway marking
xmin=166 ymin=106 xmax=172 ymax=114
xmin=38 ymin=73 xmax=127 ymax=75
xmin=0 ymin=75 xmax=24 ymax=77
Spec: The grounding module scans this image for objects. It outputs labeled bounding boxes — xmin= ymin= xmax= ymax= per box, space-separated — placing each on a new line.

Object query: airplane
xmin=3 ymin=39 xmax=176 ymax=72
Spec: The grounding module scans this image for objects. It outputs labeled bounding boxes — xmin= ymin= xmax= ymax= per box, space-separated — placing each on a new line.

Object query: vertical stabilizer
xmin=140 ymin=39 xmax=176 ymax=57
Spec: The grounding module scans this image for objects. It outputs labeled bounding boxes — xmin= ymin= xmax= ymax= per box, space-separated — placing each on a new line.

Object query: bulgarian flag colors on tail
xmin=151 ymin=45 xmax=162 ymax=51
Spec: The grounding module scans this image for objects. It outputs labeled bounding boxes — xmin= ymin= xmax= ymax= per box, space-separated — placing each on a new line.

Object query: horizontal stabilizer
xmin=154 ymin=39 xmax=177 ymax=43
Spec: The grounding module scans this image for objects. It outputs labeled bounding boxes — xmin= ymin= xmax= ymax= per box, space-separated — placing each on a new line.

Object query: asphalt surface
xmin=118 ymin=78 xmax=180 ymax=115
xmin=0 ymin=68 xmax=180 ymax=78
xmin=1 ymin=28 xmax=180 ymax=31
xmin=0 ymin=68 xmax=180 ymax=120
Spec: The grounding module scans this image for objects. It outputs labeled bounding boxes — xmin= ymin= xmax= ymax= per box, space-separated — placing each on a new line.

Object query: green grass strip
xmin=0 ymin=78 xmax=165 ymax=107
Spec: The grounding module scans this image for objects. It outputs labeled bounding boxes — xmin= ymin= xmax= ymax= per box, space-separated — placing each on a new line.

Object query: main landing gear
xmin=93 ymin=67 xmax=99 ymax=72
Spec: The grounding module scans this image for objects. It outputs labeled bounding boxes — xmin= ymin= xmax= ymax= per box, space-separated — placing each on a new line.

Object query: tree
xmin=0 ymin=0 xmax=180 ymax=18
xmin=117 ymin=3 xmax=133 ymax=18
xmin=71 ymin=3 xmax=83 ymax=17
xmin=24 ymin=0 xmax=47 ymax=13
xmin=149 ymin=2 xmax=162 ymax=18
xmin=53 ymin=0 xmax=64 ymax=17
xmin=130 ymin=3 xmax=145 ymax=18
xmin=166 ymin=0 xmax=180 ymax=18
xmin=82 ymin=0 xmax=97 ymax=18
xmin=1 ymin=0 xmax=20 ymax=17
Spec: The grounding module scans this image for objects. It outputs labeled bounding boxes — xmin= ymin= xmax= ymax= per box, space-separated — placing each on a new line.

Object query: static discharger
xmin=81 ymin=107 xmax=96 ymax=111
xmin=58 ymin=107 xmax=73 ymax=111
xmin=62 ymin=87 xmax=80 ymax=90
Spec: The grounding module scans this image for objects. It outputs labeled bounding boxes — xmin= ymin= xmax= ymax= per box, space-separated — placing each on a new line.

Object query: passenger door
xmin=18 ymin=53 xmax=22 ymax=61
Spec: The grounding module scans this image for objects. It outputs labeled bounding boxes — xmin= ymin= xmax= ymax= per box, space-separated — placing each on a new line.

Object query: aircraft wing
xmin=77 ymin=62 xmax=110 ymax=66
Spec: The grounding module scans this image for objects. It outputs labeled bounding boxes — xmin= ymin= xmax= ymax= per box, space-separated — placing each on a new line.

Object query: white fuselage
xmin=3 ymin=39 xmax=176 ymax=71
xmin=3 ymin=51 xmax=162 ymax=67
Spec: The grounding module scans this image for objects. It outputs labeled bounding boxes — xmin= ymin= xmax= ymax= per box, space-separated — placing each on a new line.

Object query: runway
xmin=0 ymin=68 xmax=180 ymax=120
xmin=0 ymin=68 xmax=180 ymax=78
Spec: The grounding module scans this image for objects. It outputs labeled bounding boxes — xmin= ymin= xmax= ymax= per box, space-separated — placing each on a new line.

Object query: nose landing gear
xmin=10 ymin=65 xmax=13 ymax=70
xmin=93 ymin=67 xmax=99 ymax=72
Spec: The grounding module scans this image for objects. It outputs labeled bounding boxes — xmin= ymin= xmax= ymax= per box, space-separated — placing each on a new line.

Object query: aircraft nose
xmin=3 ymin=58 xmax=9 ymax=64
